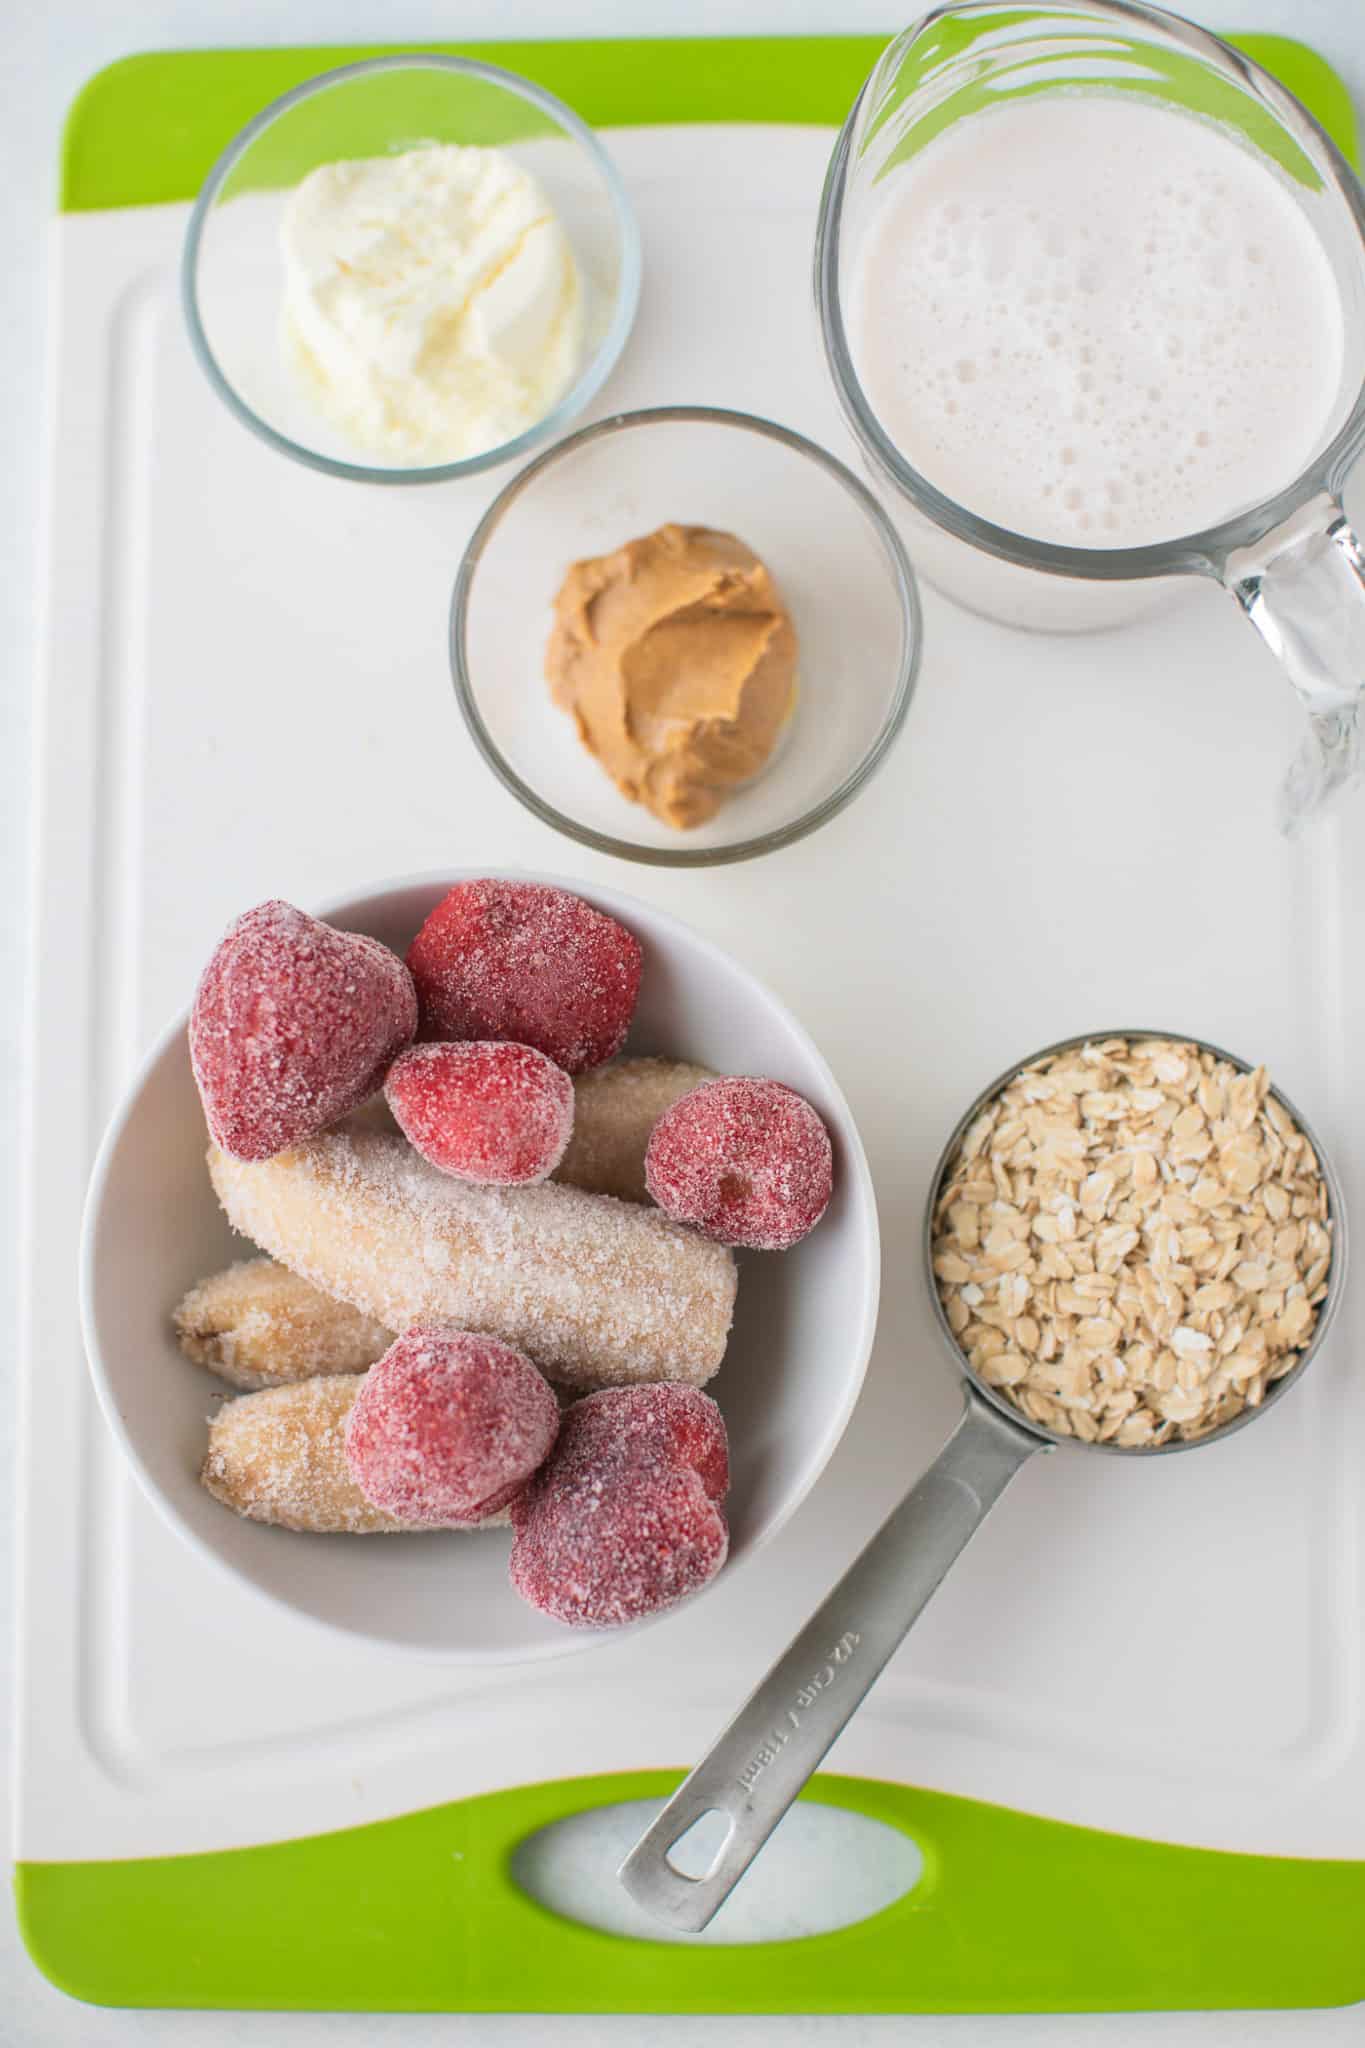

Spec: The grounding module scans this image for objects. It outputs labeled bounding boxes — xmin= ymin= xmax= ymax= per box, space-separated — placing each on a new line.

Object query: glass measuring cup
xmin=815 ymin=1 xmax=1365 ymax=830
xmin=619 ymin=1030 xmax=1345 ymax=1933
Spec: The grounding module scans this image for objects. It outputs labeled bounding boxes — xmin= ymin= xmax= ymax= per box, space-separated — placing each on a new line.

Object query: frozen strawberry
xmin=406 ymin=880 xmax=641 ymax=1074
xmin=345 ymin=1324 xmax=559 ymax=1526
xmin=645 ymin=1076 xmax=833 ymax=1250
xmin=190 ymin=900 xmax=417 ymax=1161
xmin=560 ymin=1382 xmax=730 ymax=1503
xmin=509 ymin=1385 xmax=729 ymax=1628
xmin=385 ymin=1040 xmax=573 ymax=1186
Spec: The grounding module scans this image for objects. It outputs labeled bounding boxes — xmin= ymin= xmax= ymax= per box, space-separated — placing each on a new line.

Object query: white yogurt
xmin=281 ymin=143 xmax=583 ymax=464
xmin=851 ymin=95 xmax=1346 ymax=551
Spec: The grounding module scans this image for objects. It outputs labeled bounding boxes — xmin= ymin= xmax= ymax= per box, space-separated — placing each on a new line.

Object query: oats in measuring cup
xmin=931 ymin=1038 xmax=1332 ymax=1447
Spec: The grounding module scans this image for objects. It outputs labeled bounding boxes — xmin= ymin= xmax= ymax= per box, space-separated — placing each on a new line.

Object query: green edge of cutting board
xmin=15 ymin=1770 xmax=1365 ymax=2011
xmin=59 ymin=31 xmax=1358 ymax=210
xmin=36 ymin=27 xmax=1365 ymax=2015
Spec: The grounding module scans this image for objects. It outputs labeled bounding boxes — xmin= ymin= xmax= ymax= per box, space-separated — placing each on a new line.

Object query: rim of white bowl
xmin=79 ymin=867 xmax=881 ymax=1663
xmin=181 ymin=55 xmax=644 ymax=486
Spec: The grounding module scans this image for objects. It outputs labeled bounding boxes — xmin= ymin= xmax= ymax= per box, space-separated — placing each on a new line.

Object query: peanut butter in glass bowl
xmin=546 ymin=522 xmax=798 ymax=831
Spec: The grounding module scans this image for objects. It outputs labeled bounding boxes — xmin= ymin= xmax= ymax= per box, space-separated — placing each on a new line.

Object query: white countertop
xmin=5 ymin=1 xmax=1364 ymax=2041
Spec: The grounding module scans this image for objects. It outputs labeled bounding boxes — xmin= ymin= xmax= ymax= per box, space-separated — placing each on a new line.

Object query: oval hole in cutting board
xmin=511 ymin=1798 xmax=923 ymax=1945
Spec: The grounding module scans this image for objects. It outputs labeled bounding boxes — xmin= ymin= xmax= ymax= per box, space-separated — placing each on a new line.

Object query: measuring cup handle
xmin=1224 ymin=492 xmax=1365 ymax=834
xmin=617 ymin=1392 xmax=1042 ymax=1933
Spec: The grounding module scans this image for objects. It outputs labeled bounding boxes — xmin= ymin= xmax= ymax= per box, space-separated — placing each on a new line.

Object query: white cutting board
xmin=16 ymin=119 xmax=1365 ymax=1979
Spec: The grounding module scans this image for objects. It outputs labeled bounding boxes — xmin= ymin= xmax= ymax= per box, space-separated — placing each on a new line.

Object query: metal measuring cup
xmin=619 ymin=1030 xmax=1346 ymax=1933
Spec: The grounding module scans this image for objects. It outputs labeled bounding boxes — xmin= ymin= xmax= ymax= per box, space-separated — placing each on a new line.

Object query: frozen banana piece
xmin=201 ymin=1375 xmax=509 ymax=1533
xmin=208 ymin=1122 xmax=736 ymax=1390
xmin=554 ymin=1057 xmax=714 ymax=1204
xmin=175 ymin=1256 xmax=393 ymax=1390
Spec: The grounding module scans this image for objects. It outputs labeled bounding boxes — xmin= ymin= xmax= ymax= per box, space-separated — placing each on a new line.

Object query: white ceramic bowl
xmin=80 ymin=872 xmax=880 ymax=1662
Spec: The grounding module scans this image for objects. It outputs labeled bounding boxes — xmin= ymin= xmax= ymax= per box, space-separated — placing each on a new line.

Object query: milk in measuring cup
xmin=850 ymin=94 xmax=1347 ymax=625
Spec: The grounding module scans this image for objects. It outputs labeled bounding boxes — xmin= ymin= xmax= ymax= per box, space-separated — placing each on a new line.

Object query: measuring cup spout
xmin=1224 ymin=492 xmax=1365 ymax=833
xmin=618 ymin=1392 xmax=1043 ymax=1934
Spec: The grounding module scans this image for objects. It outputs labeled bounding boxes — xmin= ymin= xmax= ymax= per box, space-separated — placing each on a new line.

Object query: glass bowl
xmin=451 ymin=406 xmax=922 ymax=865
xmin=182 ymin=55 xmax=641 ymax=484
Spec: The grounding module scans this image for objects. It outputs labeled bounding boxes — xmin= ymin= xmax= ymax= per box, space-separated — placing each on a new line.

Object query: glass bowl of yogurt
xmin=450 ymin=406 xmax=922 ymax=866
xmin=183 ymin=55 xmax=641 ymax=483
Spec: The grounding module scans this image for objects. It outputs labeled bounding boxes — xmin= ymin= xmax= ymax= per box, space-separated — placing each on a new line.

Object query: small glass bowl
xmin=450 ymin=406 xmax=922 ymax=865
xmin=182 ymin=55 xmax=641 ymax=484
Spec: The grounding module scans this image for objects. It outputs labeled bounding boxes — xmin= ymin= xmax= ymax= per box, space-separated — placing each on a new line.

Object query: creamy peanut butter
xmin=546 ymin=523 xmax=798 ymax=830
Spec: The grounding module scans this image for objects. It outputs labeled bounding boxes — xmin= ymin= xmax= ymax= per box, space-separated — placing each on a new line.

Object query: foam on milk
xmin=852 ymin=95 xmax=1346 ymax=549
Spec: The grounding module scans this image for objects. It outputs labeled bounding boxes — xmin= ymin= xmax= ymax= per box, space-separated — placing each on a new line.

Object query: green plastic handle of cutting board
xmin=16 ymin=1771 xmax=1365 ymax=2011
xmin=59 ymin=29 xmax=1358 ymax=210
xmin=30 ymin=27 xmax=1365 ymax=2015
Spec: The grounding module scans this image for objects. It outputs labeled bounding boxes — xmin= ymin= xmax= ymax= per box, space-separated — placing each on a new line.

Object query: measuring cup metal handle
xmin=1224 ymin=491 xmax=1365 ymax=834
xmin=618 ymin=1392 xmax=1043 ymax=1933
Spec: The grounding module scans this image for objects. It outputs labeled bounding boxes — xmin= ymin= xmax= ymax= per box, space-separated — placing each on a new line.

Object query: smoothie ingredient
xmin=554 ymin=1057 xmax=716 ymax=1203
xmin=407 ymin=878 xmax=642 ymax=1074
xmin=931 ymin=1037 xmax=1331 ymax=1446
xmin=190 ymin=901 xmax=417 ymax=1162
xmin=281 ymin=144 xmax=583 ymax=463
xmin=175 ymin=1257 xmax=392 ymax=1390
xmin=181 ymin=880 xmax=763 ymax=1629
xmin=207 ymin=1121 xmax=738 ymax=1391
xmin=852 ymin=95 xmax=1345 ymax=548
xmin=646 ymin=1076 xmax=834 ymax=1250
xmin=202 ymin=1374 xmax=510 ymax=1533
xmin=345 ymin=1325 xmax=559 ymax=1526
xmin=386 ymin=1040 xmax=574 ymax=1186
xmin=546 ymin=523 xmax=798 ymax=830
xmin=509 ymin=1385 xmax=729 ymax=1627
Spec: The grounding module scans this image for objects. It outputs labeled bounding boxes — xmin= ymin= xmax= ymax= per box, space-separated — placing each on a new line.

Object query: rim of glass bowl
xmin=450 ymin=404 xmax=923 ymax=868
xmin=181 ymin=54 xmax=644 ymax=486
xmin=815 ymin=0 xmax=1365 ymax=582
